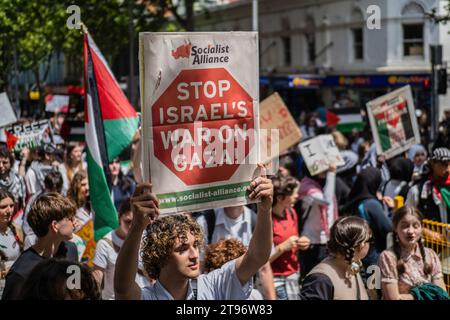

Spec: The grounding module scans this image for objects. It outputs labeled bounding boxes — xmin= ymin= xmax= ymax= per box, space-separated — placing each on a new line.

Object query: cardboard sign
xmin=75 ymin=220 xmax=96 ymax=268
xmin=4 ymin=120 xmax=51 ymax=152
xmin=298 ymin=134 xmax=345 ymax=176
xmin=366 ymin=85 xmax=420 ymax=159
xmin=140 ymin=32 xmax=260 ymax=214
xmin=259 ymin=92 xmax=302 ymax=161
xmin=45 ymin=94 xmax=69 ymax=112
xmin=0 ymin=92 xmax=17 ymax=128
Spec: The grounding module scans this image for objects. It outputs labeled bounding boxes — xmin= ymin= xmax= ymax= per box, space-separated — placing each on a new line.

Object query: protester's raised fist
xmin=248 ymin=164 xmax=273 ymax=212
xmin=130 ymin=183 xmax=160 ymax=229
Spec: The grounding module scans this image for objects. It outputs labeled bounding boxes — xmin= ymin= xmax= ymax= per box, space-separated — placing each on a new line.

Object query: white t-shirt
xmin=0 ymin=227 xmax=21 ymax=269
xmin=93 ymin=230 xmax=149 ymax=300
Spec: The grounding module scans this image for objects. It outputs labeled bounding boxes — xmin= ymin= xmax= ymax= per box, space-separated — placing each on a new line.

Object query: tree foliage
xmin=0 ymin=0 xmax=172 ymax=91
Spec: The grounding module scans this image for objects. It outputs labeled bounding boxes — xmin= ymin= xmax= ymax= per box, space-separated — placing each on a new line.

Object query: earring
xmin=350 ymin=261 xmax=362 ymax=274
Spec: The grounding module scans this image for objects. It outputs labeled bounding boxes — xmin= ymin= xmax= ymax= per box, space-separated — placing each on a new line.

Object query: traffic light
xmin=437 ymin=67 xmax=448 ymax=94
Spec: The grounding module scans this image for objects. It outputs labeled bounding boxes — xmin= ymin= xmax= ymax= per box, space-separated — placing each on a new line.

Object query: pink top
xmin=378 ymin=245 xmax=443 ymax=294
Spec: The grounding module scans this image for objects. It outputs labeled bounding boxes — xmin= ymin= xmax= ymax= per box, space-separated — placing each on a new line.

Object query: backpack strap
xmin=287 ymin=207 xmax=295 ymax=220
xmin=381 ymin=179 xmax=390 ymax=197
xmin=102 ymin=237 xmax=120 ymax=254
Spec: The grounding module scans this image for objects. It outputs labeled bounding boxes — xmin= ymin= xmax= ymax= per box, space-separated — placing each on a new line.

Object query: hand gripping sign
xmin=140 ymin=32 xmax=260 ymax=214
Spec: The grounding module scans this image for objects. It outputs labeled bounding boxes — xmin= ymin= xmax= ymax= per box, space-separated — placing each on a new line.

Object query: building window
xmin=403 ymin=23 xmax=423 ymax=57
xmin=282 ymin=36 xmax=291 ymax=65
xmin=352 ymin=28 xmax=363 ymax=60
xmin=306 ymin=34 xmax=316 ymax=63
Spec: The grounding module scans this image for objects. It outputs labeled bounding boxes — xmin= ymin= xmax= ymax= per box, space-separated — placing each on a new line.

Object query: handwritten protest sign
xmin=259 ymin=92 xmax=302 ymax=162
xmin=4 ymin=120 xmax=51 ymax=152
xmin=140 ymin=32 xmax=259 ymax=214
xmin=0 ymin=93 xmax=17 ymax=128
xmin=366 ymin=85 xmax=419 ymax=159
xmin=298 ymin=134 xmax=345 ymax=176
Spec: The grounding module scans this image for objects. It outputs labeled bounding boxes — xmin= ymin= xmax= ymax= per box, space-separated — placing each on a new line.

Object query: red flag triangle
xmin=5 ymin=130 xmax=18 ymax=151
xmin=84 ymin=34 xmax=137 ymax=122
xmin=326 ymin=110 xmax=340 ymax=127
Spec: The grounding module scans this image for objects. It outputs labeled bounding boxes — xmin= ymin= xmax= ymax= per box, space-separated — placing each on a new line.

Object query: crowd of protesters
xmin=0 ymin=104 xmax=449 ymax=301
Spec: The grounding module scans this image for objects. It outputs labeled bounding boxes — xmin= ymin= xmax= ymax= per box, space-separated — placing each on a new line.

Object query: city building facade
xmin=196 ymin=0 xmax=450 ymax=121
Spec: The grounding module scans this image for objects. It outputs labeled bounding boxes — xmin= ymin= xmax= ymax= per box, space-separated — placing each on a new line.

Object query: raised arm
xmin=235 ymin=165 xmax=273 ymax=285
xmin=114 ymin=183 xmax=159 ymax=300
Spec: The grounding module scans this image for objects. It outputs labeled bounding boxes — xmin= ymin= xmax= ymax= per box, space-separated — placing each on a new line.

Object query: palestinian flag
xmin=326 ymin=108 xmax=364 ymax=133
xmin=83 ymin=30 xmax=139 ymax=241
xmin=60 ymin=119 xmax=85 ymax=142
xmin=373 ymin=98 xmax=413 ymax=152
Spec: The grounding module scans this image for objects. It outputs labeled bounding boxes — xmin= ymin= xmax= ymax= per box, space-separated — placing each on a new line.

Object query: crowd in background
xmin=0 ymin=103 xmax=449 ymax=301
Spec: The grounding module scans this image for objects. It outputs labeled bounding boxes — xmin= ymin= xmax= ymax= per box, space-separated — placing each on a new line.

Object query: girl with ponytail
xmin=378 ymin=206 xmax=446 ymax=300
xmin=299 ymin=216 xmax=372 ymax=300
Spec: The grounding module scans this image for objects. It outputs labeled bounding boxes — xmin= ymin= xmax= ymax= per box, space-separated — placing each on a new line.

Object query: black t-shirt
xmin=299 ymin=273 xmax=334 ymax=300
xmin=1 ymin=241 xmax=78 ymax=300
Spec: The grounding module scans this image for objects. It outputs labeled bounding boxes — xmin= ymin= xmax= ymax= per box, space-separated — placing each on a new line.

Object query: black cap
xmin=431 ymin=148 xmax=450 ymax=162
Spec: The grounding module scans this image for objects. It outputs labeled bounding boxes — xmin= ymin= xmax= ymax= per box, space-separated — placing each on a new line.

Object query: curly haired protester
xmin=378 ymin=206 xmax=448 ymax=300
xmin=114 ymin=165 xmax=274 ymax=300
xmin=203 ymin=238 xmax=264 ymax=299
xmin=299 ymin=216 xmax=371 ymax=300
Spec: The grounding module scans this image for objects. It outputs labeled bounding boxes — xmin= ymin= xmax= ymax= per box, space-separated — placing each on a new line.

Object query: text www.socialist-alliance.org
xmin=159 ymin=185 xmax=248 ymax=205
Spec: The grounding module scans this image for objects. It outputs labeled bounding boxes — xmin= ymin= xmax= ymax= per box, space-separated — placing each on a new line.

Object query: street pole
xmin=430 ymin=45 xmax=442 ymax=147
xmin=128 ymin=0 xmax=135 ymax=107
xmin=252 ymin=0 xmax=258 ymax=31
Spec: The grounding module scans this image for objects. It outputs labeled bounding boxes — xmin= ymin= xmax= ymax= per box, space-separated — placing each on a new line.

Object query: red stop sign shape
xmin=152 ymin=68 xmax=254 ymax=185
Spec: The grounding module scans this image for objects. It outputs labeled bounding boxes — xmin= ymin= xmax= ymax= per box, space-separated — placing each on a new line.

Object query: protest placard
xmin=140 ymin=32 xmax=260 ymax=214
xmin=259 ymin=92 xmax=302 ymax=161
xmin=298 ymin=134 xmax=345 ymax=176
xmin=4 ymin=120 xmax=51 ymax=152
xmin=366 ymin=85 xmax=420 ymax=159
xmin=45 ymin=94 xmax=69 ymax=112
xmin=0 ymin=92 xmax=17 ymax=128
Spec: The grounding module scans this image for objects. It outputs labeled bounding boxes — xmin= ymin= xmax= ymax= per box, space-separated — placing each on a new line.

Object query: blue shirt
xmin=140 ymin=260 xmax=252 ymax=300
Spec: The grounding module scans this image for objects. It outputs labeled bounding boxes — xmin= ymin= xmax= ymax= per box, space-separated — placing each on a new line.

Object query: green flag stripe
xmin=103 ymin=117 xmax=139 ymax=161
xmin=336 ymin=122 xmax=364 ymax=133
xmin=377 ymin=121 xmax=391 ymax=151
xmin=86 ymin=149 xmax=118 ymax=241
